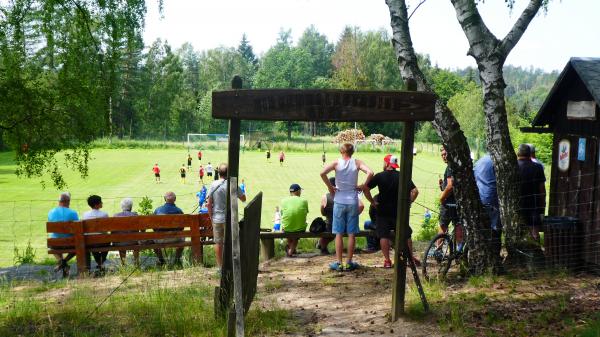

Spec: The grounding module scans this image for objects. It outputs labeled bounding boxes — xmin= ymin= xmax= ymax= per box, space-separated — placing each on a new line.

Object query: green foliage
xmin=415 ymin=201 xmax=440 ymax=242
xmin=0 ymin=279 xmax=293 ymax=336
xmin=448 ymin=82 xmax=486 ymax=154
xmin=137 ymin=196 xmax=154 ymax=216
xmin=13 ymin=241 xmax=36 ymax=266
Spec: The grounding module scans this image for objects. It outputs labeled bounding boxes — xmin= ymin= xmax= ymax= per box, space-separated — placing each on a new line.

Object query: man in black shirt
xmin=364 ymin=154 xmax=419 ymax=268
xmin=517 ymin=143 xmax=546 ymax=242
xmin=439 ymin=146 xmax=464 ymax=250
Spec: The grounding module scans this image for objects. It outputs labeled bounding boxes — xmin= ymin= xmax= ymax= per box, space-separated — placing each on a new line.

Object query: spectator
xmin=363 ymin=154 xmax=419 ymax=268
xmin=363 ymin=196 xmax=380 ymax=253
xmin=474 ymin=154 xmax=502 ymax=258
xmin=273 ymin=206 xmax=281 ymax=231
xmin=318 ymin=176 xmax=364 ymax=255
xmin=48 ymin=192 xmax=78 ymax=277
xmin=113 ymin=198 xmax=140 ymax=266
xmin=517 ymin=144 xmax=546 ymax=242
xmin=281 ymin=184 xmax=309 ymax=257
xmin=528 ymin=144 xmax=544 ymax=170
xmin=153 ymin=192 xmax=185 ymax=266
xmin=321 ymin=143 xmax=373 ymax=271
xmin=82 ymin=195 xmax=109 ymax=273
xmin=207 ymin=163 xmax=246 ymax=268
xmin=438 ymin=146 xmax=464 ymax=251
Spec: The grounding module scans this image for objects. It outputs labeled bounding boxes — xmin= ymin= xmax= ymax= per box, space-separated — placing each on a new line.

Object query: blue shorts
xmin=332 ymin=203 xmax=359 ymax=234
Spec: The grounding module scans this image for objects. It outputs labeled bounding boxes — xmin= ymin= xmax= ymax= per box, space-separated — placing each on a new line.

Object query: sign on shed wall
xmin=567 ymin=101 xmax=596 ymax=120
xmin=558 ymin=139 xmax=570 ymax=172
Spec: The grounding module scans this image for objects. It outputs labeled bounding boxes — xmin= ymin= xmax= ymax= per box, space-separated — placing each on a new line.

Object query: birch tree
xmin=385 ymin=0 xmax=547 ymax=269
xmin=385 ymin=0 xmax=496 ymax=274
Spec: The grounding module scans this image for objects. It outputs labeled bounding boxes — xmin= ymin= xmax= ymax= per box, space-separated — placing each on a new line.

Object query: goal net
xmin=187 ymin=133 xmax=245 ymax=150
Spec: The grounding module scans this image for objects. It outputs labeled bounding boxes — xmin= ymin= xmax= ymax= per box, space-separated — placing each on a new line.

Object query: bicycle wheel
xmin=422 ymin=233 xmax=453 ymax=281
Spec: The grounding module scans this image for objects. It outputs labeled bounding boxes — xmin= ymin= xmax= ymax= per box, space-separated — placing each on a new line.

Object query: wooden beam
xmin=520 ymin=126 xmax=552 ymax=134
xmin=212 ymin=89 xmax=435 ymax=122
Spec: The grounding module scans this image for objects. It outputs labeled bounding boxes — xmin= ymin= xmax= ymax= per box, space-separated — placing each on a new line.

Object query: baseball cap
xmin=289 ymin=184 xmax=302 ymax=192
xmin=384 ymin=154 xmax=399 ymax=169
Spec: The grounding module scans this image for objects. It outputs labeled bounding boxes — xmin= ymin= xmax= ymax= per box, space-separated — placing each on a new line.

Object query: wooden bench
xmin=47 ymin=213 xmax=213 ymax=274
xmin=259 ymin=230 xmax=381 ymax=260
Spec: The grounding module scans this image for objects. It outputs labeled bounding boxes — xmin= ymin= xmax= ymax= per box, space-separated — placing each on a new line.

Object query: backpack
xmin=309 ymin=217 xmax=327 ymax=234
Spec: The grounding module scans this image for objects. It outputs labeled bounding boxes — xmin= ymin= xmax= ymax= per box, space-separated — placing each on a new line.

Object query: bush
xmin=137 ymin=196 xmax=154 ymax=215
xmin=13 ymin=241 xmax=36 ymax=265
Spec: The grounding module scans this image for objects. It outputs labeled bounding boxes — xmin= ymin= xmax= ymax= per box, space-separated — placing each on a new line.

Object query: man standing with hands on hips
xmin=320 ymin=143 xmax=373 ymax=271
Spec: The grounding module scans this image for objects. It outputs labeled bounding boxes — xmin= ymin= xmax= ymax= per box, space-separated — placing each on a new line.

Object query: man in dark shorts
xmin=187 ymin=154 xmax=192 ymax=170
xmin=266 ymin=150 xmax=271 ymax=162
xmin=517 ymin=143 xmax=546 ymax=242
xmin=152 ymin=163 xmax=161 ymax=183
xmin=439 ymin=146 xmax=463 ymax=250
xmin=322 ymin=152 xmax=326 ymax=166
xmin=318 ymin=176 xmax=364 ymax=255
xmin=197 ymin=150 xmax=202 ymax=161
xmin=179 ymin=164 xmax=187 ymax=184
xmin=279 ymin=151 xmax=285 ymax=166
xmin=363 ymin=154 xmax=419 ymax=268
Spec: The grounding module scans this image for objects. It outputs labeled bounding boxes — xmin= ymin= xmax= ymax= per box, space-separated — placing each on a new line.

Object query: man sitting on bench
xmin=48 ymin=192 xmax=79 ymax=277
xmin=281 ymin=184 xmax=309 ymax=257
xmin=153 ymin=191 xmax=184 ymax=266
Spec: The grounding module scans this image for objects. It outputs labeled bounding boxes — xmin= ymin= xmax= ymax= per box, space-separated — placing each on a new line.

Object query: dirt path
xmin=256 ymin=251 xmax=451 ymax=337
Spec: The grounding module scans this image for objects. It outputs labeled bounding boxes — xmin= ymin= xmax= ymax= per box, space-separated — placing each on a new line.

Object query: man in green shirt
xmin=281 ymin=183 xmax=309 ymax=257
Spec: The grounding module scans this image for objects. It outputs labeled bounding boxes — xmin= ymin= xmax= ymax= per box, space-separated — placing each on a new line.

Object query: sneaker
xmin=383 ymin=259 xmax=392 ymax=269
xmin=344 ymin=261 xmax=359 ymax=271
xmin=329 ymin=261 xmax=343 ymax=271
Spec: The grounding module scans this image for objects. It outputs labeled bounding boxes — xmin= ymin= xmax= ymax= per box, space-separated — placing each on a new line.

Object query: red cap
xmin=384 ymin=154 xmax=399 ymax=169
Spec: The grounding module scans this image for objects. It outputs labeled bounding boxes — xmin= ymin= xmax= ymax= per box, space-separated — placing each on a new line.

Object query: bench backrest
xmin=47 ymin=213 xmax=212 ymax=248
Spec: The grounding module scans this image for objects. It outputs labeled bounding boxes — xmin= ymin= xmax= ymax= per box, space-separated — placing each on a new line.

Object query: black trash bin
xmin=543 ymin=216 xmax=582 ymax=270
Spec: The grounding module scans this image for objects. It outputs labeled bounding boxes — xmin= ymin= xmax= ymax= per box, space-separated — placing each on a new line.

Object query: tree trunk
xmin=449 ymin=0 xmax=545 ymax=264
xmin=479 ymin=62 xmax=526 ymax=261
xmin=386 ymin=0 xmax=497 ymax=274
xmin=286 ymin=121 xmax=292 ymax=141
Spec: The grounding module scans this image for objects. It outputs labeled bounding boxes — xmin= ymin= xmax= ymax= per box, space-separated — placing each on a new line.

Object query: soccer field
xmin=0 ymin=148 xmax=446 ymax=266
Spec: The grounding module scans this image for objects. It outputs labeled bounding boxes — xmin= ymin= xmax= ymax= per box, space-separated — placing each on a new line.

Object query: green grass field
xmin=0 ymin=147 xmax=445 ymax=266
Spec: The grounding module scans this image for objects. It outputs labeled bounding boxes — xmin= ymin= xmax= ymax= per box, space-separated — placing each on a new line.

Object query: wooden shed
xmin=527 ymin=57 xmax=600 ymax=270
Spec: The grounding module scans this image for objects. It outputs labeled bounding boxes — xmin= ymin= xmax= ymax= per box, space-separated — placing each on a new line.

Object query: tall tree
xmin=0 ymin=0 xmax=148 ymax=188
xmin=385 ymin=0 xmax=495 ymax=273
xmin=254 ymin=29 xmax=316 ymax=139
xmin=449 ymin=0 xmax=547 ymax=261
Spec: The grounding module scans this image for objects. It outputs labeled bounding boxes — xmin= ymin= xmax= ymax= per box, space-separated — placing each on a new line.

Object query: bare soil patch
xmin=255 ymin=252 xmax=449 ymax=337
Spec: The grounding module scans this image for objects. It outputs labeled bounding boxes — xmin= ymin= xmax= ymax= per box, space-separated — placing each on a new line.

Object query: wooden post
xmin=216 ymin=76 xmax=243 ymax=318
xmin=391 ymin=79 xmax=417 ymax=320
xmin=190 ymin=216 xmax=203 ymax=265
xmin=260 ymin=238 xmax=275 ymax=260
xmin=74 ymin=221 xmax=87 ymax=275
xmin=230 ymin=177 xmax=245 ymax=337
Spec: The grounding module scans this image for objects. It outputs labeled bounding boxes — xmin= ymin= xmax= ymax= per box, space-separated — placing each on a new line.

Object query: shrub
xmin=13 ymin=241 xmax=36 ymax=265
xmin=137 ymin=196 xmax=154 ymax=215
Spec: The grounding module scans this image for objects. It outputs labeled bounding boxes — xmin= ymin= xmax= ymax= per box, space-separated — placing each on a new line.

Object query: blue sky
xmin=144 ymin=0 xmax=600 ymax=72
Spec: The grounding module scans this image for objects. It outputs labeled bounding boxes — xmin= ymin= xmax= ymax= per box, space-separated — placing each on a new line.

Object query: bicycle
xmin=422 ymin=223 xmax=468 ymax=281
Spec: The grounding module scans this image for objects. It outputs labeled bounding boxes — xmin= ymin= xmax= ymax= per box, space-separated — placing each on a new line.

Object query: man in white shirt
xmin=207 ymin=163 xmax=246 ymax=269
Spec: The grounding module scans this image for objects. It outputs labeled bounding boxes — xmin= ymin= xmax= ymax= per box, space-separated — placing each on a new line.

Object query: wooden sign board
xmin=567 ymin=101 xmax=596 ymax=120
xmin=212 ymin=89 xmax=435 ymax=122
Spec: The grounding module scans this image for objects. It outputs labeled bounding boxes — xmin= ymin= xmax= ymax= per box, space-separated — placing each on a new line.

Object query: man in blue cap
xmin=280 ymin=183 xmax=309 ymax=257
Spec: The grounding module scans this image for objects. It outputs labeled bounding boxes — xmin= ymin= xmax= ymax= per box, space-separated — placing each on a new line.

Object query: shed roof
xmin=532 ymin=57 xmax=600 ymax=127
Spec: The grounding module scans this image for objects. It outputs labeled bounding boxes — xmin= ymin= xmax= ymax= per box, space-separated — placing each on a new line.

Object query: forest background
xmin=0 ymin=1 xmax=554 ymax=187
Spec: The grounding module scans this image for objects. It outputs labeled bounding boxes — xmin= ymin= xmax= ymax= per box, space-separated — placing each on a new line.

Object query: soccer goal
xmin=187 ymin=133 xmax=245 ymax=150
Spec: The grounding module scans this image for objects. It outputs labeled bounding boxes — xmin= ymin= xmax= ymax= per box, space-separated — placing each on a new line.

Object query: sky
xmin=143 ymin=0 xmax=600 ymax=72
